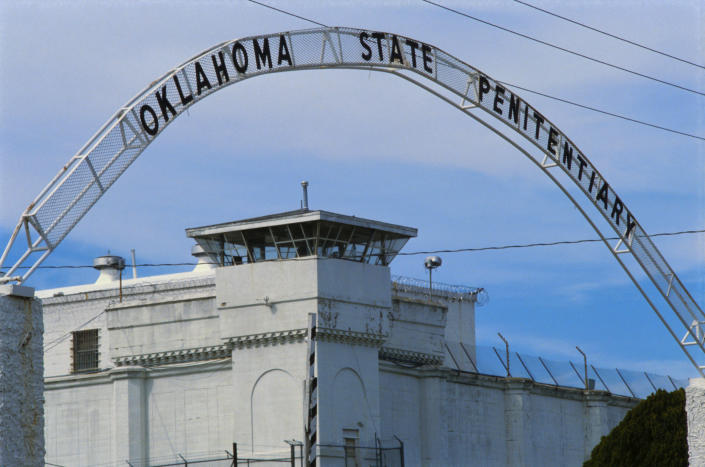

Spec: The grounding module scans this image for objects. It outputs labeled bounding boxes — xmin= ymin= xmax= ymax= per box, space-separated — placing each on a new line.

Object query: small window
xmin=72 ymin=329 xmax=99 ymax=372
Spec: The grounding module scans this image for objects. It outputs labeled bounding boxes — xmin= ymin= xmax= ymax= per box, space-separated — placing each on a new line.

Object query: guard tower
xmin=186 ymin=209 xmax=416 ymax=267
xmin=187 ymin=208 xmax=417 ymax=465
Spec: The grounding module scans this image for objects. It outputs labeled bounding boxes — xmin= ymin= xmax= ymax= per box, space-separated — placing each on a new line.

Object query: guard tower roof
xmin=186 ymin=209 xmax=417 ymax=267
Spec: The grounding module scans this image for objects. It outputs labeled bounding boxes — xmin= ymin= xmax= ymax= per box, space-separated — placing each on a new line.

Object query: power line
xmin=421 ymin=0 xmax=705 ymax=98
xmin=398 ymin=228 xmax=705 ymax=256
xmin=498 ymin=81 xmax=705 ymax=142
xmin=43 ymin=310 xmax=105 ymax=352
xmin=512 ymin=0 xmax=705 ymax=71
xmin=244 ymin=0 xmax=702 ymax=142
xmin=245 ymin=0 xmax=328 ymax=27
xmin=4 ymin=229 xmax=703 ymax=270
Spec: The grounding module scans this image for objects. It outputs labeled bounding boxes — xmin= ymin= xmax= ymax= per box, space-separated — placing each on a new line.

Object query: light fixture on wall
xmin=424 ymin=255 xmax=442 ymax=298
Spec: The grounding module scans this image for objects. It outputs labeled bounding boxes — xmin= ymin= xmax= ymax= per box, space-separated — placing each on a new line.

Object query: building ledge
xmin=114 ymin=344 xmax=231 ymax=367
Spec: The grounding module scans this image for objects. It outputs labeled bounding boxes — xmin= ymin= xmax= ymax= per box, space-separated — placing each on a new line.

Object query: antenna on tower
xmin=301 ymin=181 xmax=309 ymax=210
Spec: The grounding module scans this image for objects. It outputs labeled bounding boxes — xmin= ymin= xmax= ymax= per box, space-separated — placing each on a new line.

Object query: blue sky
xmin=1 ymin=1 xmax=703 ymax=378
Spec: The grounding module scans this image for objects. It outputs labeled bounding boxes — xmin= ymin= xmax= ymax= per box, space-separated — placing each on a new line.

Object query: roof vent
xmin=93 ymin=255 xmax=125 ymax=284
xmin=192 ymin=244 xmax=217 ymax=272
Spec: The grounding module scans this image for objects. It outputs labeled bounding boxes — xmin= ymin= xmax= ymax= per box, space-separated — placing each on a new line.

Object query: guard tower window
xmin=186 ymin=210 xmax=417 ymax=267
xmin=72 ymin=329 xmax=99 ymax=372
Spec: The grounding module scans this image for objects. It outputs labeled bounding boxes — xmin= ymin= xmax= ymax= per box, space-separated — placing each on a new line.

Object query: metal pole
xmin=538 ymin=357 xmax=559 ymax=386
xmin=233 ymin=442 xmax=238 ymax=466
xmin=515 ymin=352 xmax=535 ymax=381
xmin=375 ymin=434 xmax=382 ymax=466
xmin=569 ymin=361 xmax=585 ymax=388
xmin=576 ymin=346 xmax=588 ymax=390
xmin=616 ymin=368 xmax=636 ymax=398
xmin=667 ymin=375 xmax=679 ymax=391
xmin=394 ymin=435 xmax=405 ymax=467
xmin=290 ymin=444 xmax=295 ymax=467
xmin=301 ymin=181 xmax=309 ymax=210
xmin=591 ymin=365 xmax=611 ymax=393
xmin=130 ymin=248 xmax=137 ymax=278
xmin=498 ymin=333 xmax=509 ymax=377
xmin=644 ymin=372 xmax=658 ymax=392
xmin=445 ymin=343 xmax=461 ymax=375
xmin=424 ymin=266 xmax=433 ymax=300
xmin=459 ymin=342 xmax=478 ymax=373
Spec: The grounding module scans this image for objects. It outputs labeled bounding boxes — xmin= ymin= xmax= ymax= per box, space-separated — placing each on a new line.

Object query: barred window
xmin=72 ymin=329 xmax=99 ymax=372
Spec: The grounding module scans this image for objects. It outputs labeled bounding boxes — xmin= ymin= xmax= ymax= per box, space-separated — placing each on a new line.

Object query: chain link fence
xmin=445 ymin=342 xmax=687 ymax=399
xmin=72 ymin=439 xmax=403 ymax=467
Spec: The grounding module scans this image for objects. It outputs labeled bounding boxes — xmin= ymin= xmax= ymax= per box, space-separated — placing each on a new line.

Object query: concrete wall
xmin=44 ymin=375 xmax=113 ymax=466
xmin=0 ymin=285 xmax=45 ymax=467
xmin=44 ymin=356 xmax=637 ymax=467
xmin=146 ymin=364 xmax=234 ymax=461
xmin=687 ymin=378 xmax=705 ymax=466
xmin=218 ymin=258 xmax=391 ymax=464
xmin=39 ymin=260 xmax=639 ymax=467
xmin=379 ymin=366 xmax=636 ymax=467
xmin=230 ymin=343 xmax=305 ymax=457
xmin=45 ymin=362 xmax=233 ymax=466
xmin=39 ymin=272 xmax=215 ymax=377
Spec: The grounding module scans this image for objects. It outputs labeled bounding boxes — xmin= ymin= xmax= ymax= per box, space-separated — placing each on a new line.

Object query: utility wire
xmin=245 ymin=0 xmax=702 ymax=142
xmin=512 ymin=0 xmax=705 ymax=71
xmin=421 ymin=0 xmax=705 ymax=98
xmin=43 ymin=310 xmax=105 ymax=352
xmin=245 ymin=0 xmax=328 ymax=27
xmin=5 ymin=229 xmax=704 ymax=270
xmin=499 ymin=80 xmax=705 ymax=142
xmin=398 ymin=228 xmax=705 ymax=256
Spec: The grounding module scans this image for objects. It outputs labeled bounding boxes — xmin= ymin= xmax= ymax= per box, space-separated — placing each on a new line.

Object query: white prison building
xmin=38 ymin=208 xmax=640 ymax=467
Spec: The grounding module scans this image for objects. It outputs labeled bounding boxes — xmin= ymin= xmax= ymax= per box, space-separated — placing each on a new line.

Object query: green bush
xmin=584 ymin=388 xmax=687 ymax=467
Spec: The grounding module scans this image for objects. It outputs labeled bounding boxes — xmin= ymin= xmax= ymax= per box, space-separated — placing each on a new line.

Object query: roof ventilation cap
xmin=93 ymin=255 xmax=125 ymax=284
xmin=191 ymin=244 xmax=217 ymax=272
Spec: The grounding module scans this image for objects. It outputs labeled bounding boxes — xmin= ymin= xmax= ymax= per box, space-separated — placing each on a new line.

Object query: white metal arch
xmin=1 ymin=27 xmax=703 ymax=374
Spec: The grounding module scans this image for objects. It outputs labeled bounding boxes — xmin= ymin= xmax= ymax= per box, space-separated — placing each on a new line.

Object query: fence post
xmin=576 ymin=346 xmax=588 ymax=390
xmin=375 ymin=434 xmax=382 ymax=466
xmin=394 ymin=435 xmax=405 ymax=467
xmin=459 ymin=342 xmax=478 ymax=373
xmin=233 ymin=442 xmax=238 ymax=466
xmin=497 ymin=333 xmax=510 ymax=377
xmin=644 ymin=372 xmax=657 ymax=392
xmin=515 ymin=352 xmax=535 ymax=381
xmin=616 ymin=368 xmax=636 ymax=398
xmin=591 ymin=365 xmax=611 ymax=393
xmin=538 ymin=357 xmax=559 ymax=386
xmin=569 ymin=361 xmax=584 ymax=388
xmin=668 ymin=375 xmax=679 ymax=391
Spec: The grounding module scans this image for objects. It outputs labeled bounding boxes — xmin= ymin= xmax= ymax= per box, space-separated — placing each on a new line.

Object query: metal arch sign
xmin=1 ymin=27 xmax=704 ymax=374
